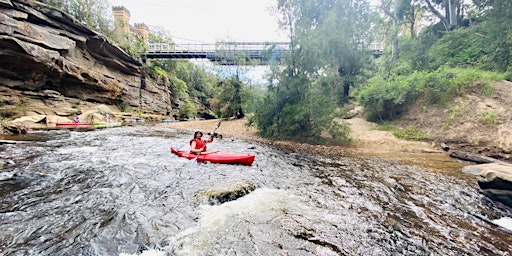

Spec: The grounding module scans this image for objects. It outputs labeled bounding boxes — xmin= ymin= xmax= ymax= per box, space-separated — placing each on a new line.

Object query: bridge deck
xmin=141 ymin=42 xmax=289 ymax=65
xmin=141 ymin=42 xmax=383 ymax=64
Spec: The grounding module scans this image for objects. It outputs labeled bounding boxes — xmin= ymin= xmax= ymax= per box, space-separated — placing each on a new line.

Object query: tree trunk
xmin=424 ymin=0 xmax=451 ymax=30
xmin=448 ymin=0 xmax=457 ymax=29
xmin=390 ymin=0 xmax=400 ymax=62
xmin=449 ymin=150 xmax=501 ymax=164
xmin=343 ymin=81 xmax=352 ymax=98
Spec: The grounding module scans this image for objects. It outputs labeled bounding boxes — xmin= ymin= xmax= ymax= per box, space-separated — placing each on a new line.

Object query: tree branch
xmin=423 ymin=0 xmax=450 ymax=30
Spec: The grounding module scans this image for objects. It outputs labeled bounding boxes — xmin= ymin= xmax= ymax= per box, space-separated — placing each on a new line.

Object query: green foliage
xmin=170 ymin=76 xmax=188 ymax=99
xmin=242 ymin=85 xmax=265 ymax=115
xmin=402 ymin=15 xmax=512 ymax=72
xmin=479 ymin=111 xmax=498 ymax=125
xmin=252 ymin=0 xmax=370 ymax=143
xmin=40 ymin=0 xmax=112 ymax=36
xmin=357 ymin=67 xmax=504 ymax=121
xmin=326 ymin=121 xmax=352 ymax=145
xmin=253 ymin=73 xmax=312 ymax=138
xmin=215 ymin=77 xmax=244 ymax=119
xmin=357 ymin=74 xmax=422 ymax=121
xmin=378 ymin=122 xmax=398 ymax=132
xmin=253 ymin=70 xmax=350 ymax=143
xmin=399 ymin=25 xmax=444 ymax=71
xmin=121 ymin=36 xmax=147 ymax=55
xmin=426 ymin=27 xmax=488 ymax=70
xmin=447 ymin=103 xmax=469 ymax=121
xmin=149 ymin=64 xmax=170 ymax=83
xmin=115 ymin=95 xmax=128 ymax=112
xmin=179 ymin=99 xmax=197 ymax=119
xmin=392 ymin=126 xmax=429 ymax=142
xmin=478 ymin=1 xmax=512 ymax=71
xmin=134 ymin=108 xmax=145 ymax=118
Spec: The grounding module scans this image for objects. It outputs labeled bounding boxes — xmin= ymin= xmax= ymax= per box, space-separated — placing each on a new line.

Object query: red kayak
xmin=55 ymin=122 xmax=93 ymax=127
xmin=170 ymin=147 xmax=255 ymax=165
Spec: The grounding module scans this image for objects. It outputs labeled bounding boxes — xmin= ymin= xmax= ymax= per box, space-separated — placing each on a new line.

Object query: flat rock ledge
xmin=194 ymin=180 xmax=256 ymax=205
xmin=462 ymin=163 xmax=512 ymax=207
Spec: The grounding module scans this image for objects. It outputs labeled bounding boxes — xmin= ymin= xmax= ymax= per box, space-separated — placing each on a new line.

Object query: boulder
xmin=194 ymin=180 xmax=256 ymax=205
xmin=10 ymin=113 xmax=46 ymax=124
xmin=462 ymin=163 xmax=512 ymax=207
xmin=4 ymin=123 xmax=27 ymax=134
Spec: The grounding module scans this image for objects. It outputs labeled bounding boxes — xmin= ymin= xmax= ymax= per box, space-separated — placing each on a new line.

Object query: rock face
xmin=0 ymin=0 xmax=172 ymax=124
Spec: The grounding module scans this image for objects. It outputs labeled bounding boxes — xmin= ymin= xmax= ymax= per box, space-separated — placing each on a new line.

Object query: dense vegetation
xmin=40 ymin=0 xmax=512 ymax=144
xmin=250 ymin=0 xmax=511 ymax=143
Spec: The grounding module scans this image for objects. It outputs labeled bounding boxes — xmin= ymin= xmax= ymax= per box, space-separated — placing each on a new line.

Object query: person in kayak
xmin=190 ymin=131 xmax=218 ymax=154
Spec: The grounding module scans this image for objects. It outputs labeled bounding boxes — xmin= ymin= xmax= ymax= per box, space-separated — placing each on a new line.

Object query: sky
xmin=108 ymin=0 xmax=288 ymax=44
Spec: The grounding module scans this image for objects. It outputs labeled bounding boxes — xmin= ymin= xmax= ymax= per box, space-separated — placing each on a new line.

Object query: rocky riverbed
xmin=160 ymin=118 xmax=512 ymax=208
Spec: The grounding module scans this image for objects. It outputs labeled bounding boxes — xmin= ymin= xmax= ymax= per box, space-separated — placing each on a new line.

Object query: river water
xmin=0 ymin=125 xmax=511 ymax=256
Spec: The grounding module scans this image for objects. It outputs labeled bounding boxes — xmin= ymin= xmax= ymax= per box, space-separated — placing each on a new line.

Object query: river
xmin=0 ymin=125 xmax=511 ymax=255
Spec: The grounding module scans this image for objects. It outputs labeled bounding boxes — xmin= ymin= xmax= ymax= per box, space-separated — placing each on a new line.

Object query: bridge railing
xmin=143 ymin=41 xmax=383 ymax=63
xmin=147 ymin=43 xmax=216 ymax=53
xmin=147 ymin=42 xmax=290 ymax=53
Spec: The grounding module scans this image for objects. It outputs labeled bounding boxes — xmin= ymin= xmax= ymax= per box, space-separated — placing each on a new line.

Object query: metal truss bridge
xmin=141 ymin=41 xmax=384 ymax=65
xmin=142 ymin=42 xmax=290 ymax=65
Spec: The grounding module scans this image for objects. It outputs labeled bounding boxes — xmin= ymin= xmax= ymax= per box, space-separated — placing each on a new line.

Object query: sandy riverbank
xmin=159 ymin=118 xmax=446 ymax=161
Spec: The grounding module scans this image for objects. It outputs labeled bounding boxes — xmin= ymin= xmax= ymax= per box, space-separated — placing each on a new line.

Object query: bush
xmin=357 ymin=67 xmax=504 ymax=121
xmin=393 ymin=126 xmax=430 ymax=141
xmin=426 ymin=27 xmax=488 ymax=70
xmin=479 ymin=111 xmax=498 ymax=125
xmin=179 ymin=99 xmax=196 ymax=119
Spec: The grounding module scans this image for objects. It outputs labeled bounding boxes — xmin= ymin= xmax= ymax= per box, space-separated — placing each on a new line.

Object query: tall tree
xmin=402 ymin=0 xmax=426 ymax=38
xmin=422 ymin=0 xmax=463 ymax=30
xmin=380 ymin=0 xmax=402 ymax=62
xmin=276 ymin=0 xmax=372 ymax=98
xmin=378 ymin=0 xmax=426 ymax=62
xmin=254 ymin=0 xmax=370 ymax=142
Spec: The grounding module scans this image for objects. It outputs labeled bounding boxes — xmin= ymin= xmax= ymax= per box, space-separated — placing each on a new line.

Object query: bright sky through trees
xmin=108 ymin=0 xmax=288 ymax=44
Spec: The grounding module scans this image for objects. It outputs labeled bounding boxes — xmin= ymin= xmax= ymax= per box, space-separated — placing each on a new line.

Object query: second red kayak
xmin=170 ymin=147 xmax=255 ymax=165
xmin=55 ymin=122 xmax=92 ymax=127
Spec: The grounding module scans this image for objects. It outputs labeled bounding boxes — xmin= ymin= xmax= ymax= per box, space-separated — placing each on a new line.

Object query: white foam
xmin=119 ymin=249 xmax=165 ymax=256
xmin=492 ymin=217 xmax=512 ymax=232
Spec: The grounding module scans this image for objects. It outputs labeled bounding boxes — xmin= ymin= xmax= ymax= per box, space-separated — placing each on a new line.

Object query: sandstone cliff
xmin=0 ymin=0 xmax=172 ymax=126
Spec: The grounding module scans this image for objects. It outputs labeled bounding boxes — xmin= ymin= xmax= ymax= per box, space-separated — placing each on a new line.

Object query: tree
xmin=253 ymin=0 xmax=369 ymax=142
xmin=41 ymin=0 xmax=112 ymax=35
xmin=377 ymin=0 xmax=428 ymax=63
xmin=400 ymin=0 xmax=426 ymax=38
xmin=476 ymin=0 xmax=512 ymax=71
xmin=379 ymin=0 xmax=402 ymax=62
xmin=276 ymin=0 xmax=372 ymax=98
xmin=215 ymin=77 xmax=244 ymax=119
xmin=422 ymin=0 xmax=463 ymax=30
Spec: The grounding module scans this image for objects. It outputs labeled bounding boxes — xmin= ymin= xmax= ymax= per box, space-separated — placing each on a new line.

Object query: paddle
xmin=191 ymin=120 xmax=222 ymax=164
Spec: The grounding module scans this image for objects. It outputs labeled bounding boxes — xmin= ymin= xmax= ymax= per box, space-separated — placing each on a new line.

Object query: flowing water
xmin=0 ymin=126 xmax=511 ymax=256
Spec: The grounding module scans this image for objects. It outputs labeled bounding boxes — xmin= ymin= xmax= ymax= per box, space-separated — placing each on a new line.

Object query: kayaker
xmin=190 ymin=131 xmax=218 ymax=154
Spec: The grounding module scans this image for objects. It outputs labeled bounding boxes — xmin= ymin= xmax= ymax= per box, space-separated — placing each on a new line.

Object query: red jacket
xmin=190 ymin=138 xmax=207 ymax=152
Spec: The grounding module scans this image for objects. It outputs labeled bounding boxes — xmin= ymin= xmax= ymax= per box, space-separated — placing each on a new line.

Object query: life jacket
xmin=190 ymin=138 xmax=206 ymax=152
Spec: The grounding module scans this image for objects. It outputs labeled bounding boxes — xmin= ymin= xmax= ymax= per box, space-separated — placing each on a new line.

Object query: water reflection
xmin=0 ymin=126 xmax=510 ymax=255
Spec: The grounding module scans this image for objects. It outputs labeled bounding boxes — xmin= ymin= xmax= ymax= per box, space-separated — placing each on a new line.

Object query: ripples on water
xmin=0 ymin=126 xmax=511 ymax=255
